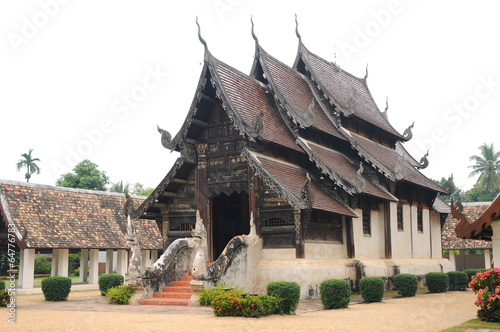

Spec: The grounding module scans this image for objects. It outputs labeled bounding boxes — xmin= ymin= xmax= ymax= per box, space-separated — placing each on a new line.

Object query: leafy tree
xmin=469 ymin=143 xmax=500 ymax=193
xmin=109 ymin=180 xmax=130 ymax=193
xmin=56 ymin=160 xmax=109 ymax=191
xmin=130 ymin=182 xmax=154 ymax=196
xmin=15 ymin=148 xmax=41 ymax=182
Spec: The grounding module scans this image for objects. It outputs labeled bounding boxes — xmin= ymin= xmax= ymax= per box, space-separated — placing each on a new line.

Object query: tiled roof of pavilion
xmin=0 ymin=180 xmax=162 ymax=250
xmin=442 ymin=201 xmax=493 ymax=249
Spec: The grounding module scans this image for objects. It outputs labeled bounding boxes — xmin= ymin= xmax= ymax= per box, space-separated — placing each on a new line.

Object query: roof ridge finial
xmin=295 ymin=13 xmax=302 ymax=43
xmin=196 ymin=16 xmax=208 ymax=50
xmin=364 ymin=63 xmax=369 ymax=79
xmin=250 ymin=15 xmax=259 ymax=43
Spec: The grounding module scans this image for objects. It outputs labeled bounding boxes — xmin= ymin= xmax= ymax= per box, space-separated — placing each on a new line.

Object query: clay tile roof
xmin=0 ymin=180 xmax=162 ymax=250
xmin=348 ymin=131 xmax=445 ymax=193
xmin=259 ymin=50 xmax=345 ymax=140
xmin=213 ymin=58 xmax=302 ymax=152
xmin=297 ymin=138 xmax=397 ymax=201
xmin=442 ymin=202 xmax=492 ymax=249
xmin=455 ymin=195 xmax=500 ymax=241
xmin=298 ymin=46 xmax=404 ymax=139
xmin=433 ymin=197 xmax=451 ymax=214
xmin=243 ymin=149 xmax=357 ymax=217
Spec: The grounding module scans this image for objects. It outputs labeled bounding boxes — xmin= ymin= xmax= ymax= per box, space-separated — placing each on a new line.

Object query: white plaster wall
xmin=391 ymin=203 xmax=412 ymax=259
xmin=304 ymin=242 xmax=347 ymax=259
xmin=352 ymin=207 xmax=384 ymax=259
xmin=412 ymin=206 xmax=431 ymax=259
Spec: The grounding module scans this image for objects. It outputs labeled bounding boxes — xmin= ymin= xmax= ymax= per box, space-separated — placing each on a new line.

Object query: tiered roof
xmin=0 ymin=180 xmax=161 ymax=250
xmin=138 ymin=22 xmax=445 ymax=219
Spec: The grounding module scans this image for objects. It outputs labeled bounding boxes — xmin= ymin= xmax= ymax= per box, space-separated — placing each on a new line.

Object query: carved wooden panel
xmin=305 ymin=211 xmax=343 ymax=243
xmin=169 ymin=215 xmax=196 ymax=231
xmin=263 ymin=234 xmax=295 ymax=248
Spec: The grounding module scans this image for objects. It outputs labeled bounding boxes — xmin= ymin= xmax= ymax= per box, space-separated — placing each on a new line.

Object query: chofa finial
xmin=250 ymin=16 xmax=258 ymax=43
xmin=196 ymin=17 xmax=207 ymax=49
xmin=403 ymin=121 xmax=415 ymax=140
xmin=295 ymin=14 xmax=302 ymax=42
xmin=364 ymin=63 xmax=369 ymax=79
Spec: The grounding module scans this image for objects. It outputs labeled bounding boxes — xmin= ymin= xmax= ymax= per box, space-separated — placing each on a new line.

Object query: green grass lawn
xmin=441 ymin=318 xmax=500 ymax=331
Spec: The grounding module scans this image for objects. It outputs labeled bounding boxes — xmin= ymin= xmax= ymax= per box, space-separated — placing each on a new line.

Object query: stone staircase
xmin=139 ymin=272 xmax=194 ymax=306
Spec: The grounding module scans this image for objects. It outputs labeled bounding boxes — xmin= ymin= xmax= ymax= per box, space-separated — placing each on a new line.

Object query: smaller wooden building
xmin=455 ymin=194 xmax=500 ymax=268
xmin=442 ymin=201 xmax=492 ymax=270
xmin=0 ymin=179 xmax=162 ymax=290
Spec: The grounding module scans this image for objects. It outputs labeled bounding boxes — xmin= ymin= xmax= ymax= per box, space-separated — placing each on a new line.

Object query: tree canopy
xmin=56 ymin=160 xmax=109 ymax=191
xmin=15 ymin=148 xmax=41 ymax=182
xmin=468 ymin=143 xmax=500 ymax=193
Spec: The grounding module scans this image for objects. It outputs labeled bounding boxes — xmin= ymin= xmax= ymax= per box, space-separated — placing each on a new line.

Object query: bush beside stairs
xmin=139 ymin=272 xmax=194 ymax=306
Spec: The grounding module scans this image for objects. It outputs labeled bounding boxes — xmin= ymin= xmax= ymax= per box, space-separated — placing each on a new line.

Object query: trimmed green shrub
xmin=0 ymin=289 xmax=10 ymax=307
xmin=425 ymin=272 xmax=449 ymax=293
xmin=266 ymin=281 xmax=300 ymax=314
xmin=393 ymin=273 xmax=418 ymax=297
xmin=34 ymin=256 xmax=51 ymax=274
xmin=319 ymin=279 xmax=350 ymax=309
xmin=0 ymin=280 xmax=5 ymax=290
xmin=359 ymin=277 xmax=385 ymax=303
xmin=211 ymin=292 xmax=282 ymax=317
xmin=464 ymin=269 xmax=487 ymax=282
xmin=198 ymin=285 xmax=243 ymax=306
xmin=98 ymin=273 xmax=124 ymax=296
xmin=447 ymin=271 xmax=468 ymax=291
xmin=106 ymin=285 xmax=135 ymax=304
xmin=41 ymin=276 xmax=72 ymax=301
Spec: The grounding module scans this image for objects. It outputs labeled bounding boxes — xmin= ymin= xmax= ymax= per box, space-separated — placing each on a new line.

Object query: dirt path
xmin=1 ymin=290 xmax=477 ymax=331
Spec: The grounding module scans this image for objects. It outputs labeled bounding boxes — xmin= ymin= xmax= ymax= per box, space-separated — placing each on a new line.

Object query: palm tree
xmin=15 ymin=149 xmax=41 ymax=182
xmin=109 ymin=180 xmax=130 ymax=193
xmin=468 ymin=143 xmax=500 ymax=193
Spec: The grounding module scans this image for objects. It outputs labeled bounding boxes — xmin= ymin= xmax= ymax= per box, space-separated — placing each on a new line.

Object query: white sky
xmin=1 ymin=0 xmax=499 ymax=192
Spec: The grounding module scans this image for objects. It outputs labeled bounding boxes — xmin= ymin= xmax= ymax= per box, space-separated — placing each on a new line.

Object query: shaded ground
xmin=1 ymin=290 xmax=477 ymax=331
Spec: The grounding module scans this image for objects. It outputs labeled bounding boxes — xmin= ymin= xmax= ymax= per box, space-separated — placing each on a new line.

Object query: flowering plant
xmin=211 ymin=293 xmax=282 ymax=317
xmin=469 ymin=268 xmax=500 ymax=322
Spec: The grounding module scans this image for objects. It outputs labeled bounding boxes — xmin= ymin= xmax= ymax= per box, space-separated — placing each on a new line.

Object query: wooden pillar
xmin=384 ymin=201 xmax=392 ymax=259
xmin=346 ymin=217 xmax=355 ymax=259
xmin=105 ymin=249 xmax=114 ymax=274
xmin=195 ymin=143 xmax=211 ymax=259
xmin=20 ymin=248 xmax=35 ymax=289
xmin=80 ymin=249 xmax=89 ymax=282
xmin=88 ymin=249 xmax=99 ymax=284
xmin=294 ymin=209 xmax=304 ymax=259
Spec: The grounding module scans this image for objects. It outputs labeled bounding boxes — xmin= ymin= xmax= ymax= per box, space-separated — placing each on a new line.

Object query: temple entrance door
xmin=211 ymin=191 xmax=250 ymax=260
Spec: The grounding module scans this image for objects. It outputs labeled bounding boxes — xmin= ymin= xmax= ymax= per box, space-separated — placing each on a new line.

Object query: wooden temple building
xmin=134 ymin=21 xmax=451 ymax=297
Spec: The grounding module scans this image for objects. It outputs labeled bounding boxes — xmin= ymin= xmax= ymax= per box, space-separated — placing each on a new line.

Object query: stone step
xmin=172 ymin=280 xmax=191 ymax=287
xmin=139 ymin=297 xmax=190 ymax=306
xmin=163 ymin=286 xmax=193 ymax=293
xmin=154 ymin=292 xmax=192 ymax=299
xmin=180 ymin=275 xmax=194 ymax=282
xmin=139 ymin=272 xmax=194 ymax=306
